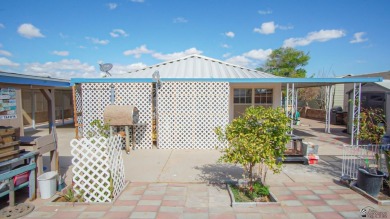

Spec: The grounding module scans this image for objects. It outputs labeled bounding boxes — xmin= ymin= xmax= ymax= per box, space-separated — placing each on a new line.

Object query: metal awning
xmin=0 ymin=71 xmax=70 ymax=88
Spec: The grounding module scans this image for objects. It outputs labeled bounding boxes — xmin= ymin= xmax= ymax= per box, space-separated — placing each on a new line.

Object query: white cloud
xmin=225 ymin=31 xmax=235 ymax=38
xmin=52 ymin=50 xmax=69 ymax=56
xmin=258 ymin=9 xmax=272 ymax=15
xmin=153 ymin=48 xmax=202 ymax=61
xmin=222 ymin=53 xmax=231 ymax=58
xmin=130 ymin=0 xmax=144 ymax=2
xmin=0 ymin=23 xmax=4 ymax=29
xmin=173 ymin=17 xmax=188 ymax=23
xmin=350 ymin=32 xmax=368 ymax=44
xmin=17 ymin=23 xmax=45 ymax=39
xmin=152 ymin=48 xmax=202 ymax=61
xmin=0 ymin=57 xmax=19 ymax=67
xmin=85 ymin=37 xmax=109 ymax=45
xmin=224 ymin=48 xmax=273 ymax=68
xmin=123 ymin=45 xmax=153 ymax=58
xmin=283 ymin=29 xmax=346 ymax=47
xmin=111 ymin=63 xmax=147 ymax=76
xmin=0 ymin=50 xmax=12 ymax=57
xmin=110 ymin=29 xmax=128 ymax=38
xmin=221 ymin=44 xmax=230 ymax=48
xmin=243 ymin=49 xmax=272 ymax=61
xmin=254 ymin=21 xmax=276 ymax=35
xmin=107 ymin=3 xmax=118 ymax=10
xmin=225 ymin=55 xmax=251 ymax=67
xmin=23 ymin=59 xmax=96 ymax=79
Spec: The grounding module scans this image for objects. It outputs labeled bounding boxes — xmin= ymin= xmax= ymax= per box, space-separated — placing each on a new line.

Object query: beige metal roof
xmin=116 ymin=54 xmax=280 ymax=79
xmin=375 ymin=80 xmax=390 ymax=90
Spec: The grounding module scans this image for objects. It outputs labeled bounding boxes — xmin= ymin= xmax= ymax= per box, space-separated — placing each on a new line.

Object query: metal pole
xmin=351 ymin=83 xmax=361 ymax=146
xmin=286 ymin=84 xmax=289 ymax=117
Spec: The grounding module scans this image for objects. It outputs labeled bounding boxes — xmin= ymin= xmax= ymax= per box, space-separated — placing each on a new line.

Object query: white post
xmin=351 ymin=83 xmax=362 ymax=146
xmin=350 ymin=83 xmax=361 ymax=182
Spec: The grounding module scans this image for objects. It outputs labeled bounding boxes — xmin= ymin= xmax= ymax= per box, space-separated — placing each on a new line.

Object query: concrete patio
xmin=2 ymin=117 xmax=389 ymax=218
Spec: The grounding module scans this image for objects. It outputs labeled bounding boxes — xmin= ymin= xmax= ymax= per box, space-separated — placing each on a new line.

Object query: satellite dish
xmin=100 ymin=63 xmax=113 ymax=77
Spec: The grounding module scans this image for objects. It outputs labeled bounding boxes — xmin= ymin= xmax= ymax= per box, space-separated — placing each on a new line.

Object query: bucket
xmin=357 ymin=168 xmax=384 ymax=197
xmin=37 ymin=171 xmax=58 ymax=199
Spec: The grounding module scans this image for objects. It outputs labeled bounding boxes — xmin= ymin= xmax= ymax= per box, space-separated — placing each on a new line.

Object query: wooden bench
xmin=0 ymin=151 xmax=38 ymax=206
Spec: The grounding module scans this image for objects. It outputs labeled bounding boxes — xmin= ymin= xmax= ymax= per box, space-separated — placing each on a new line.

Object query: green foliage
xmin=230 ymin=181 xmax=270 ymax=202
xmin=215 ymin=106 xmax=291 ymax=185
xmin=87 ymin=119 xmax=110 ymax=138
xmin=359 ymin=108 xmax=386 ymax=145
xmin=61 ymin=186 xmax=85 ymax=202
xmin=262 ymin=47 xmax=310 ymax=78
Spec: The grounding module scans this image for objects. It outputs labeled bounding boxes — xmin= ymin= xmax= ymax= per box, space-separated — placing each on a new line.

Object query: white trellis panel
xmin=70 ymin=136 xmax=126 ymax=202
xmin=80 ymin=83 xmax=153 ymax=149
xmin=157 ymin=82 xmax=230 ymax=149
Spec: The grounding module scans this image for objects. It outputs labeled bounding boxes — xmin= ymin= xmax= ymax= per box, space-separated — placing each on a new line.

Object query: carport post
xmin=286 ymin=83 xmax=295 ymax=134
xmin=351 ymin=83 xmax=362 ymax=146
xmin=325 ymin=85 xmax=334 ymax=133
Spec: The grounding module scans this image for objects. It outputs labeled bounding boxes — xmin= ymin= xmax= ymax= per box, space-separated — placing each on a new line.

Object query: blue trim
xmin=0 ymin=75 xmax=70 ymax=87
xmin=71 ymin=77 xmax=383 ymax=85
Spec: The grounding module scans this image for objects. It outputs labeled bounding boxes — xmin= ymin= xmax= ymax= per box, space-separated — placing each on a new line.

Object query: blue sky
xmin=0 ymin=0 xmax=389 ymax=79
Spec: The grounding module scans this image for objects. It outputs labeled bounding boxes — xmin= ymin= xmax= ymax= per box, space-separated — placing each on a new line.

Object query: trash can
xmin=37 ymin=171 xmax=58 ymax=199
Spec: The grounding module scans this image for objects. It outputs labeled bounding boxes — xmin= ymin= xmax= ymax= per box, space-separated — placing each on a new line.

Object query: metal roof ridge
xmin=126 ymin=54 xmax=280 ymax=78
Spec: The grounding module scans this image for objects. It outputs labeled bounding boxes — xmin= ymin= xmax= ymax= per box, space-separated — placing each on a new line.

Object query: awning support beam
xmin=351 ymin=83 xmax=362 ymax=146
xmin=325 ymin=85 xmax=334 ymax=133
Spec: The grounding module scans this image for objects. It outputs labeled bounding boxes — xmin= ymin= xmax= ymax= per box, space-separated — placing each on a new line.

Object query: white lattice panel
xmin=107 ymin=136 xmax=126 ymax=199
xmin=70 ymin=136 xmax=125 ymax=202
xmin=157 ymin=82 xmax=230 ymax=149
xmin=80 ymin=83 xmax=152 ymax=149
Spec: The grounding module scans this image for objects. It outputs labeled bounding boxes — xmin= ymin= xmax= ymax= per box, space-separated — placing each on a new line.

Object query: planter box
xmin=226 ymin=183 xmax=280 ymax=207
xmin=350 ymin=181 xmax=390 ymax=206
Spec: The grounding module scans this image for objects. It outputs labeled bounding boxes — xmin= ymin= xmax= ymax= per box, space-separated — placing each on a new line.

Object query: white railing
xmin=70 ymin=136 xmax=126 ymax=202
xmin=341 ymin=144 xmax=390 ymax=180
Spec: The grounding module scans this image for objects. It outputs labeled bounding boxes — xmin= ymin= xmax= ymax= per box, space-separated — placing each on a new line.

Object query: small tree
xmin=358 ymin=107 xmax=387 ymax=171
xmin=261 ymin=47 xmax=310 ymax=78
xmin=215 ymin=106 xmax=291 ymax=186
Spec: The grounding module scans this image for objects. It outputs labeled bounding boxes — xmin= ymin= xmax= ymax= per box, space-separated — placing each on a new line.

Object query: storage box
xmin=13 ymin=171 xmax=29 ymax=186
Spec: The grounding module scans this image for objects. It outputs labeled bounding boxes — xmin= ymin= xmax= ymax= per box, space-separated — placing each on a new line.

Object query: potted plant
xmin=356 ymin=108 xmax=386 ymax=197
xmin=215 ymin=106 xmax=291 ymax=203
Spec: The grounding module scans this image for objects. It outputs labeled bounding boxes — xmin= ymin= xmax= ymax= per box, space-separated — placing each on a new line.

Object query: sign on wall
xmin=0 ymin=88 xmax=17 ymax=120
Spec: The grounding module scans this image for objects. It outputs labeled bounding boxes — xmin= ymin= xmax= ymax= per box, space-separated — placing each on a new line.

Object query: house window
xmin=234 ymin=88 xmax=273 ymax=118
xmin=254 ymin=89 xmax=273 ymax=106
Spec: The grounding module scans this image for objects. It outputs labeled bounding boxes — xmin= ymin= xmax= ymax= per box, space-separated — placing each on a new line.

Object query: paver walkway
xmin=24 ymin=180 xmax=389 ymax=219
xmin=13 ymin=118 xmax=390 ymax=218
xmin=25 ymin=182 xmax=390 ymax=219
